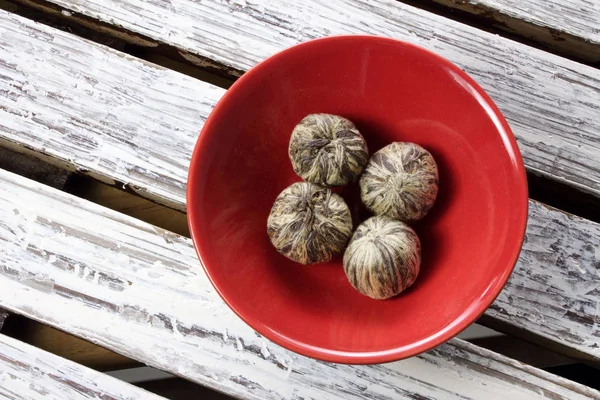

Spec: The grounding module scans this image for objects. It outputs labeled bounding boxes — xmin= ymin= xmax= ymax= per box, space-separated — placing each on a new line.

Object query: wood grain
xmin=0 ymin=9 xmax=224 ymax=211
xmin=425 ymin=0 xmax=600 ymax=62
xmin=10 ymin=0 xmax=600 ymax=198
xmin=0 ymin=168 xmax=598 ymax=399
xmin=0 ymin=334 xmax=165 ymax=400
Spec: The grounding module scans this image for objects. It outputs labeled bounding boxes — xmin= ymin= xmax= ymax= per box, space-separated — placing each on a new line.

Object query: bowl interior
xmin=188 ymin=36 xmax=528 ymax=363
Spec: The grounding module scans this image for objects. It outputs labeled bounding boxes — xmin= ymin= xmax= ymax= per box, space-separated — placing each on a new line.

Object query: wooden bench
xmin=1 ymin=0 xmax=600 ymax=398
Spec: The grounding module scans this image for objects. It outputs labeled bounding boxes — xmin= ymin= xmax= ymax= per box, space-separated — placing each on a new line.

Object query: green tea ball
xmin=288 ymin=114 xmax=369 ymax=187
xmin=267 ymin=182 xmax=353 ymax=265
xmin=343 ymin=216 xmax=421 ymax=300
xmin=360 ymin=142 xmax=438 ymax=222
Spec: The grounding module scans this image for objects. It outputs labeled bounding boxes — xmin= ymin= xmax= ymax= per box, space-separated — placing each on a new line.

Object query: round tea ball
xmin=267 ymin=182 xmax=353 ymax=265
xmin=360 ymin=142 xmax=438 ymax=222
xmin=343 ymin=215 xmax=421 ymax=300
xmin=288 ymin=114 xmax=369 ymax=187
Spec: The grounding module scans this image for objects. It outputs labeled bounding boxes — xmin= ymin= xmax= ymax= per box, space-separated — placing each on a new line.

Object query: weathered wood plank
xmin=0 ymin=334 xmax=165 ymax=400
xmin=14 ymin=0 xmax=600 ymax=197
xmin=0 ymin=9 xmax=224 ymax=211
xmin=425 ymin=0 xmax=600 ymax=62
xmin=0 ymin=168 xmax=598 ymax=399
xmin=487 ymin=201 xmax=600 ymax=360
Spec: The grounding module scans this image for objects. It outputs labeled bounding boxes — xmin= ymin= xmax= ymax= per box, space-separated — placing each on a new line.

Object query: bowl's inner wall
xmin=191 ymin=37 xmax=525 ymax=358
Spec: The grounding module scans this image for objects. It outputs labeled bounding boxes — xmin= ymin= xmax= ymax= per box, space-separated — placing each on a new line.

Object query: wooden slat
xmin=0 ymin=9 xmax=223 ymax=211
xmin=425 ymin=0 xmax=600 ymax=62
xmin=10 ymin=0 xmax=600 ymax=197
xmin=0 ymin=334 xmax=165 ymax=400
xmin=0 ymin=169 xmax=598 ymax=400
xmin=1 ymin=10 xmax=600 ymax=360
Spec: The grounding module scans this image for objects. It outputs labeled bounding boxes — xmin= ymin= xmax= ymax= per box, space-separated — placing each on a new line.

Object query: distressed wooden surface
xmin=427 ymin=0 xmax=600 ymax=62
xmin=0 ymin=334 xmax=165 ymax=400
xmin=487 ymin=201 xmax=600 ymax=360
xmin=12 ymin=0 xmax=600 ymax=197
xmin=2 ymin=6 xmax=600 ymax=361
xmin=0 ymin=9 xmax=224 ymax=211
xmin=0 ymin=169 xmax=598 ymax=399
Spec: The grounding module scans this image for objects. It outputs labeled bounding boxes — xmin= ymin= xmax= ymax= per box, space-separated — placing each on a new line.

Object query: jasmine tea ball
xmin=343 ymin=216 xmax=421 ymax=300
xmin=360 ymin=142 xmax=438 ymax=222
xmin=267 ymin=182 xmax=353 ymax=265
xmin=288 ymin=114 xmax=369 ymax=187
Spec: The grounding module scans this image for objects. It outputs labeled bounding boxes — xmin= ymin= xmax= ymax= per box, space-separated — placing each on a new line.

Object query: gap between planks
xmin=0 ymin=167 xmax=599 ymax=400
xmin=1 ymin=314 xmax=140 ymax=371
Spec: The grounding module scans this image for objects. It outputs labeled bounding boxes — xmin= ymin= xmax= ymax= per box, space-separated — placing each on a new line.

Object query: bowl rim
xmin=187 ymin=34 xmax=529 ymax=364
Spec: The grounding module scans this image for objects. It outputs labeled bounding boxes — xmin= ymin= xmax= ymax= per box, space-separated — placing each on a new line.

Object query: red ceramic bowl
xmin=187 ymin=36 xmax=528 ymax=364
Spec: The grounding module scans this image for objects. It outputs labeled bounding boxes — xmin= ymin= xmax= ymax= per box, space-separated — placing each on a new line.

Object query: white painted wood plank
xmin=0 ymin=334 xmax=165 ymax=400
xmin=428 ymin=0 xmax=600 ymax=61
xmin=0 ymin=169 xmax=598 ymax=399
xmin=0 ymin=9 xmax=224 ymax=211
xmin=24 ymin=0 xmax=600 ymax=197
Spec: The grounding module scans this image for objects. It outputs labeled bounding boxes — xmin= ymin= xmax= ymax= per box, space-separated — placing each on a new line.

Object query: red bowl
xmin=187 ymin=36 xmax=528 ymax=364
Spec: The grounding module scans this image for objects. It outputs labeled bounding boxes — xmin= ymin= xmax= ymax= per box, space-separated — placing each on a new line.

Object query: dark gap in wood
xmin=545 ymin=363 xmax=600 ymax=390
xmin=0 ymin=0 xmax=235 ymax=88
xmin=0 ymin=147 xmax=70 ymax=189
xmin=478 ymin=313 xmax=600 ymax=364
xmin=469 ymin=335 xmax=574 ymax=368
xmin=397 ymin=0 xmax=600 ymax=68
xmin=0 ymin=310 xmax=9 ymax=331
xmin=137 ymin=379 xmax=234 ymax=400
xmin=2 ymin=314 xmax=140 ymax=371
xmin=527 ymin=171 xmax=600 ymax=223
xmin=63 ymin=174 xmax=190 ymax=237
xmin=470 ymin=334 xmax=600 ymax=391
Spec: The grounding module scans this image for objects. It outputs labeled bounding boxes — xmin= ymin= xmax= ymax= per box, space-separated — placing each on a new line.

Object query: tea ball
xmin=267 ymin=182 xmax=353 ymax=265
xmin=289 ymin=114 xmax=369 ymax=187
xmin=360 ymin=142 xmax=438 ymax=222
xmin=343 ymin=215 xmax=421 ymax=300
